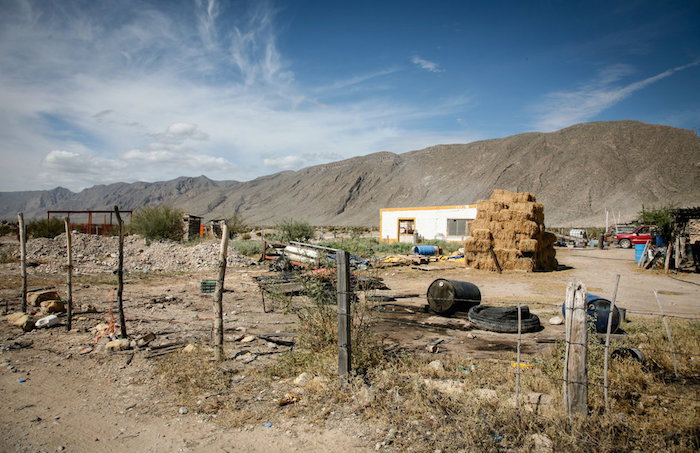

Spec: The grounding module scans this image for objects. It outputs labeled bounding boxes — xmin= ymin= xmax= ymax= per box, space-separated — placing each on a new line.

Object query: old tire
xmin=619 ymin=238 xmax=632 ymax=249
xmin=468 ymin=305 xmax=541 ymax=333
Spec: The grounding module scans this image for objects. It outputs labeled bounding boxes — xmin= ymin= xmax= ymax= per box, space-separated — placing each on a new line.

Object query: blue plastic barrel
xmin=562 ymin=294 xmax=621 ymax=333
xmin=412 ymin=245 xmax=440 ymax=256
xmin=635 ymin=244 xmax=645 ymax=263
xmin=656 ymin=236 xmax=663 ymax=246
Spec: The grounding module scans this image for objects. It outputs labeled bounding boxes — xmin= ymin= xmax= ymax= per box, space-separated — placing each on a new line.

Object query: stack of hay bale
xmin=464 ymin=190 xmax=558 ymax=271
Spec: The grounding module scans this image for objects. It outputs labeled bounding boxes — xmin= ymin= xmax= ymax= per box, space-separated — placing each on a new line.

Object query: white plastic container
xmin=35 ymin=315 xmax=59 ymax=328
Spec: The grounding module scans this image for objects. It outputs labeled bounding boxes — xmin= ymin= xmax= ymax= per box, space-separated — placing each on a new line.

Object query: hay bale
xmin=471 ymin=189 xmax=556 ymax=272
xmin=510 ymin=202 xmax=544 ymax=223
xmin=491 ymin=190 xmax=536 ymax=204
xmin=541 ymin=232 xmax=557 ymax=246
xmin=471 ymin=229 xmax=492 ymax=241
xmin=518 ymin=239 xmax=539 ymax=253
xmin=513 ymin=257 xmax=536 ymax=272
xmin=494 ymin=248 xmax=523 ymax=269
xmin=468 ymin=220 xmax=491 ymax=233
xmin=477 ymin=200 xmax=506 ymax=213
xmin=497 ymin=211 xmax=513 ymax=222
xmin=464 ymin=238 xmax=491 ymax=253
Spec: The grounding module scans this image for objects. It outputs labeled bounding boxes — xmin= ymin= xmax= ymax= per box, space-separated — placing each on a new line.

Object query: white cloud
xmin=533 ymin=61 xmax=700 ymax=131
xmin=411 ymin=56 xmax=443 ymax=73
xmin=0 ymin=0 xmax=473 ymax=191
xmin=264 ymin=155 xmax=303 ymax=169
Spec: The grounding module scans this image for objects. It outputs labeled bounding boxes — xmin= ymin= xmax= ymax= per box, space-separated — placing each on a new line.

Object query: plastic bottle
xmin=35 ymin=315 xmax=59 ymax=328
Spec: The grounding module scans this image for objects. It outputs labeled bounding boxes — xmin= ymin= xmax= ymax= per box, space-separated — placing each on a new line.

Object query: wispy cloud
xmin=0 ymin=0 xmax=473 ymax=191
xmin=411 ymin=56 xmax=443 ymax=73
xmin=533 ymin=61 xmax=700 ymax=131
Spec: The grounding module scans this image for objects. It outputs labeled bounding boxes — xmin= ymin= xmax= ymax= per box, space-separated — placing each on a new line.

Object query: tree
xmin=225 ymin=213 xmax=248 ymax=236
xmin=638 ymin=205 xmax=676 ymax=243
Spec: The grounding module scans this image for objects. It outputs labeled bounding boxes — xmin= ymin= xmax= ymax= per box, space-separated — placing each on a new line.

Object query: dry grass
xmin=152 ymin=310 xmax=699 ymax=452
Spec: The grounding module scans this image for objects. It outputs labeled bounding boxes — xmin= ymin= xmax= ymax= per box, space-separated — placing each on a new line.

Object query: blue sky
xmin=0 ymin=0 xmax=698 ymax=191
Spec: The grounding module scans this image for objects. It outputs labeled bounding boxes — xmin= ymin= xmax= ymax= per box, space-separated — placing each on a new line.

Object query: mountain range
xmin=1 ymin=121 xmax=698 ymax=227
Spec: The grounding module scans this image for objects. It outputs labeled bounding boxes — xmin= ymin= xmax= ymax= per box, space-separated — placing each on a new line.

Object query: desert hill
xmin=1 ymin=121 xmax=698 ymax=227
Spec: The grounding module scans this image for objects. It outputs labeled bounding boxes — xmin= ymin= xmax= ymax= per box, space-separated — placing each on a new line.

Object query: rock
xmin=182 ymin=344 xmax=197 ymax=353
xmin=548 ymin=316 xmax=563 ymax=325
xmin=179 ymin=407 xmax=188 ymax=415
xmin=422 ymin=379 xmax=465 ymax=396
xmin=293 ymin=372 xmax=311 ymax=386
xmin=240 ymin=335 xmax=256 ymax=343
xmin=81 ymin=304 xmax=97 ymax=313
xmin=28 ymin=290 xmax=61 ymax=307
xmin=529 ymin=434 xmax=554 ymax=453
xmin=40 ymin=299 xmax=65 ymax=314
xmin=428 ymin=360 xmax=444 ymax=372
xmin=522 ymin=392 xmax=554 ymax=415
xmin=92 ymin=323 xmax=110 ymax=333
xmin=474 ymin=388 xmax=498 ymax=402
xmin=105 ymin=339 xmax=131 ymax=352
xmin=7 ymin=312 xmax=34 ymax=331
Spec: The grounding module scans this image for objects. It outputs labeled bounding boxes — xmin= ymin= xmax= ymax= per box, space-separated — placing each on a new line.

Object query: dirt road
xmin=1 ymin=245 xmax=697 ymax=452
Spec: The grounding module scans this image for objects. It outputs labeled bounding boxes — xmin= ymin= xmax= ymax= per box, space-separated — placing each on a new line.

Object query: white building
xmin=379 ymin=204 xmax=478 ymax=243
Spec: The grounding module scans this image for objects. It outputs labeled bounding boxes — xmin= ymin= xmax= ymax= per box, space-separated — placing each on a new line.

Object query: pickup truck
xmin=615 ymin=225 xmax=655 ymax=249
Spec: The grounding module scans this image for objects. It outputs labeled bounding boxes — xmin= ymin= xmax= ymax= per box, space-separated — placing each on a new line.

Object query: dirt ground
xmin=1 ymin=244 xmax=698 ymax=452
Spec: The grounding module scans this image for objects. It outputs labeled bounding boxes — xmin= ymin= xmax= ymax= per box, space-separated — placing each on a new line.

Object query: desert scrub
xmin=229 ymin=240 xmax=263 ymax=257
xmin=274 ymin=219 xmax=315 ymax=242
xmin=129 ymin=206 xmax=183 ymax=241
xmin=27 ymin=216 xmax=65 ymax=238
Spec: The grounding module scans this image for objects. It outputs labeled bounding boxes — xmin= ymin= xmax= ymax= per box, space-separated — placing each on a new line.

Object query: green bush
xmin=130 ymin=206 xmax=183 ymax=241
xmin=0 ymin=221 xmax=18 ymax=237
xmin=276 ymin=219 xmax=315 ymax=243
xmin=638 ymin=205 xmax=676 ymax=242
xmin=225 ymin=213 xmax=248 ymax=236
xmin=230 ymin=240 xmax=263 ymax=257
xmin=27 ymin=217 xmax=65 ymax=238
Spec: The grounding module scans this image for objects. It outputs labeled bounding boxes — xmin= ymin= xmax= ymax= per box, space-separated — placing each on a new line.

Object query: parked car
xmin=615 ymin=225 xmax=655 ymax=249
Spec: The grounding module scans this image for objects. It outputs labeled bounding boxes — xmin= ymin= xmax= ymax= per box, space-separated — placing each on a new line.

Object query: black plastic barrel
xmin=426 ymin=279 xmax=481 ymax=315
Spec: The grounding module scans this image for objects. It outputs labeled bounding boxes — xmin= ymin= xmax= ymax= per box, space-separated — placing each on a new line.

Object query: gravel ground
xmin=6 ymin=233 xmax=257 ymax=274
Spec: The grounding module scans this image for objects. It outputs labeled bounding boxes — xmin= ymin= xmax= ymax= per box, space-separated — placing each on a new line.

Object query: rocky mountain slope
xmin=2 ymin=121 xmax=698 ymax=227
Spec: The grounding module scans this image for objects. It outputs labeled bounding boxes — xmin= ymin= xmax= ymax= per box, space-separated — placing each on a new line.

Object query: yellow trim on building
xmin=379 ymin=204 xmax=476 ymax=213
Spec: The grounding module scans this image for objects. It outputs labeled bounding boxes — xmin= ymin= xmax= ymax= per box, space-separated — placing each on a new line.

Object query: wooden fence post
xmin=565 ymin=279 xmax=588 ymax=417
xmin=113 ymin=206 xmax=127 ymax=339
xmin=18 ymin=213 xmax=27 ymax=313
xmin=337 ymin=250 xmax=351 ymax=381
xmin=515 ymin=302 xmax=522 ymax=414
xmin=214 ymin=223 xmax=229 ymax=362
xmin=654 ymin=289 xmax=679 ymax=378
xmin=64 ymin=218 xmax=73 ymax=331
xmin=665 ymin=231 xmax=675 ymax=274
xmin=603 ymin=274 xmax=620 ymax=411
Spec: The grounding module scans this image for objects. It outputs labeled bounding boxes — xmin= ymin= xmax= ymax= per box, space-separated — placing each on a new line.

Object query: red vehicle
xmin=615 ymin=225 xmax=655 ymax=249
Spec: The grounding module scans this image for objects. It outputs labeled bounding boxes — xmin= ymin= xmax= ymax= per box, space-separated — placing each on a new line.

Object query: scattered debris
xmin=426 ymin=338 xmax=444 ymax=353
xmin=278 ymin=392 xmax=301 ymax=406
xmin=35 ymin=315 xmax=60 ymax=328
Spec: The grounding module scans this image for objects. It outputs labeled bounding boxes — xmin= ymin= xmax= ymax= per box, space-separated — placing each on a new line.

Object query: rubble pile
xmin=15 ymin=233 xmax=256 ymax=274
xmin=464 ymin=190 xmax=558 ymax=271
